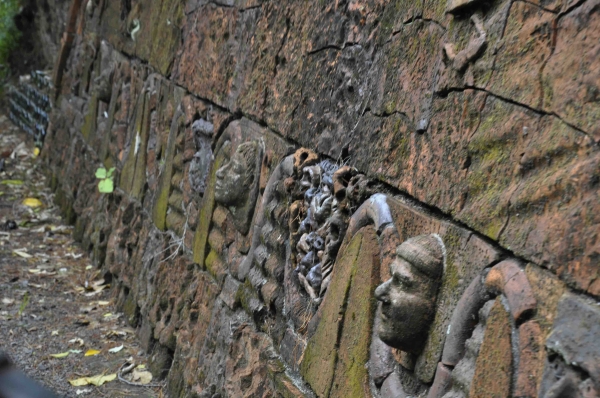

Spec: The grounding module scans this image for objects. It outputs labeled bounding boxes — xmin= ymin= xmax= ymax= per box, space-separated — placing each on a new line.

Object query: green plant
xmin=0 ymin=0 xmax=21 ymax=80
xmin=95 ymin=167 xmax=115 ymax=193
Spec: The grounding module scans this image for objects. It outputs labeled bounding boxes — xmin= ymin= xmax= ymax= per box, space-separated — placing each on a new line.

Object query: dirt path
xmin=0 ymin=114 xmax=164 ymax=398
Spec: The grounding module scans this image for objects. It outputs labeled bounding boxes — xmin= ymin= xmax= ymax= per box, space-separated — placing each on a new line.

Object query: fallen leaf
xmin=13 ymin=250 xmax=33 ymax=258
xmin=68 ymin=338 xmax=85 ymax=346
xmin=97 ymin=301 xmax=110 ymax=306
xmin=51 ymin=330 xmax=59 ymax=336
xmin=69 ymin=373 xmax=117 ymax=387
xmin=10 ymin=142 xmax=28 ymax=159
xmin=2 ymin=298 xmax=15 ymax=305
xmin=50 ymin=352 xmax=70 ymax=358
xmin=33 ymin=147 xmax=40 ymax=157
xmin=105 ymin=329 xmax=129 ymax=338
xmin=68 ymin=378 xmax=89 ymax=387
xmin=79 ymin=305 xmax=96 ymax=314
xmin=1 ymin=180 xmax=23 ymax=186
xmin=83 ymin=290 xmax=105 ymax=297
xmin=75 ymin=388 xmax=92 ymax=395
xmin=22 ymin=198 xmax=43 ymax=208
xmin=131 ymin=369 xmax=153 ymax=385
xmin=103 ymin=313 xmax=112 ymax=318
xmin=84 ymin=349 xmax=101 ymax=357
xmin=69 ymin=349 xmax=83 ymax=354
xmin=85 ymin=265 xmax=92 ymax=270
xmin=108 ymin=345 xmax=123 ymax=353
xmin=88 ymin=373 xmax=117 ymax=386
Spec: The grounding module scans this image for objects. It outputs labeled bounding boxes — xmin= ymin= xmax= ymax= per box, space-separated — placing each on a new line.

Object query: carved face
xmin=215 ymin=142 xmax=257 ymax=206
xmin=374 ymin=235 xmax=443 ymax=353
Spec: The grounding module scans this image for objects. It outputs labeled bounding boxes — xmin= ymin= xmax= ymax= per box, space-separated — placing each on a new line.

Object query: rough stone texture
xmin=441 ymin=299 xmax=493 ymax=398
xmin=38 ymin=0 xmax=600 ymax=396
xmin=545 ymin=294 xmax=600 ymax=388
xmin=524 ymin=264 xmax=566 ymax=334
xmin=542 ymin=0 xmax=600 ymax=140
xmin=469 ymin=299 xmax=512 ymax=398
xmin=330 ymin=226 xmax=379 ymax=397
xmin=515 ymin=320 xmax=544 ymax=398
xmin=485 ymin=259 xmax=537 ymax=323
xmin=301 ymin=231 xmax=363 ymax=397
xmin=487 ymin=1 xmax=554 ymax=109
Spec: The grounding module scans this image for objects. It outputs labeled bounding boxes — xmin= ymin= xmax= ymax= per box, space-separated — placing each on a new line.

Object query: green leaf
xmin=50 ymin=351 xmax=70 ymax=358
xmin=1 ymin=179 xmax=23 ymax=185
xmin=106 ymin=167 xmax=116 ymax=178
xmin=98 ymin=178 xmax=114 ymax=194
xmin=95 ymin=167 xmax=107 ymax=179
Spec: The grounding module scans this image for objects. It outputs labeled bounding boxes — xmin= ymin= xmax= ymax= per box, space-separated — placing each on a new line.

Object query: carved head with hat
xmin=374 ymin=234 xmax=444 ymax=353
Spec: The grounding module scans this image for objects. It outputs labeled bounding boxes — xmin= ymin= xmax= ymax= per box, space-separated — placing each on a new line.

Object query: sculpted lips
xmin=379 ymin=304 xmax=392 ymax=322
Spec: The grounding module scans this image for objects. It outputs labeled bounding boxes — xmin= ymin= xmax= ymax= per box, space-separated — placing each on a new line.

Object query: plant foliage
xmin=95 ymin=167 xmax=115 ymax=193
xmin=0 ymin=0 xmax=20 ymax=79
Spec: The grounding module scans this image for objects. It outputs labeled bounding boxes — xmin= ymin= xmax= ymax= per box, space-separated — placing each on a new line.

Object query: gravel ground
xmin=0 ymin=114 xmax=164 ymax=398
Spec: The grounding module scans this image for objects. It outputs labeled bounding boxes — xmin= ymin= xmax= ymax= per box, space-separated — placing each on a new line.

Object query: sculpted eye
xmin=393 ymin=274 xmax=414 ymax=288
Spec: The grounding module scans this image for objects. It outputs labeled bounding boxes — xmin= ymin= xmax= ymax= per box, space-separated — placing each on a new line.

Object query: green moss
xmin=379 ymin=0 xmax=426 ymax=45
xmin=271 ymin=373 xmax=304 ymax=398
xmin=81 ymin=95 xmax=98 ymax=142
xmin=122 ymin=292 xmax=139 ymax=327
xmin=192 ymin=149 xmax=225 ymax=264
xmin=423 ymin=0 xmax=447 ymax=21
xmin=330 ymin=229 xmax=379 ymax=396
xmin=235 ymin=279 xmax=260 ymax=318
xmin=119 ymin=93 xmax=146 ymax=194
xmin=148 ymin=0 xmax=183 ymax=75
xmin=301 ymin=233 xmax=363 ymax=397
xmin=153 ymin=108 xmax=184 ymax=230
xmin=130 ymin=93 xmax=152 ymax=199
xmin=204 ymin=249 xmax=221 ymax=280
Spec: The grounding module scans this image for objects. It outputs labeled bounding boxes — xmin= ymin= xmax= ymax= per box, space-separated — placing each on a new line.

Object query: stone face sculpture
xmin=215 ymin=141 xmax=258 ymax=206
xmin=374 ymin=234 xmax=444 ymax=353
xmin=214 ymin=140 xmax=261 ymax=235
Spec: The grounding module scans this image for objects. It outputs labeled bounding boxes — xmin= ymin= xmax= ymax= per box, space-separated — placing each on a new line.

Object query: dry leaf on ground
xmin=50 ymin=352 xmax=70 ymax=358
xmin=22 ymin=198 xmax=43 ymax=208
xmin=13 ymin=250 xmax=32 ymax=258
xmin=108 ymin=345 xmax=123 ymax=353
xmin=84 ymin=349 xmax=100 ymax=357
xmin=131 ymin=368 xmax=153 ymax=385
xmin=69 ymin=373 xmax=117 ymax=387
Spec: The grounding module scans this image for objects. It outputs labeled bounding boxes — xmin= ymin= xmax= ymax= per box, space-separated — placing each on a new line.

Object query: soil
xmin=0 ymin=113 xmax=164 ymax=398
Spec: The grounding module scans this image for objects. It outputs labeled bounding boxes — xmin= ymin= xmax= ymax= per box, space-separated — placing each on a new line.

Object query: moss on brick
xmin=300 ymin=232 xmax=362 ymax=397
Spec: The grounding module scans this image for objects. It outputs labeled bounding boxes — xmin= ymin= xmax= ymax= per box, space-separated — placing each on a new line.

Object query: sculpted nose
xmin=375 ymin=279 xmax=391 ymax=303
